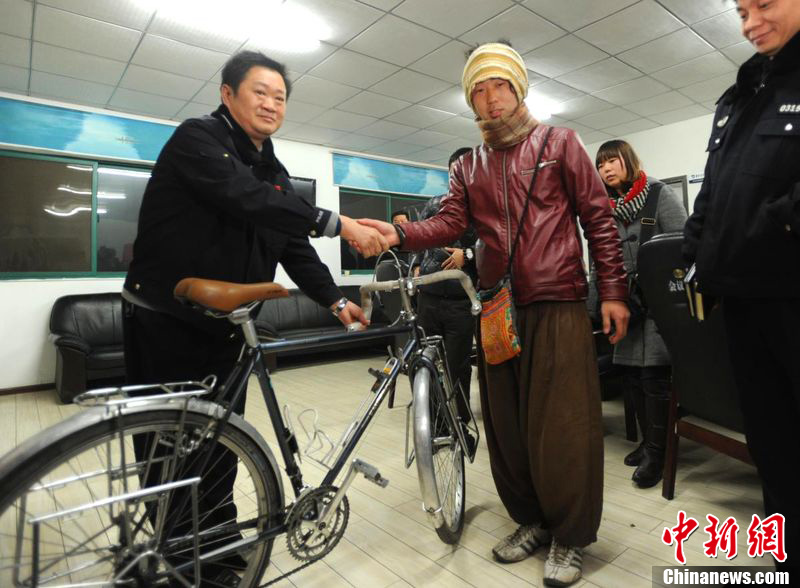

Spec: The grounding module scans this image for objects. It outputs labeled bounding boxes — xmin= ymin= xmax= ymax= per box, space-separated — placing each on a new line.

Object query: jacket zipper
xmin=502 ymin=151 xmax=512 ymax=273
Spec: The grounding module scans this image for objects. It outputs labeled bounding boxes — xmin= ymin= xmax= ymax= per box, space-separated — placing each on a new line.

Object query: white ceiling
xmin=0 ymin=0 xmax=747 ymax=167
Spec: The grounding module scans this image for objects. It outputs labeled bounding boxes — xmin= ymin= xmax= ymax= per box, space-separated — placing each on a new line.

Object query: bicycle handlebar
xmin=358 ymin=269 xmax=481 ymax=323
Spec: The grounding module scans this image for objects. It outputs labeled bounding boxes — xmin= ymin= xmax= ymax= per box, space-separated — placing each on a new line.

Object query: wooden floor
xmin=0 ymin=353 xmax=771 ymax=587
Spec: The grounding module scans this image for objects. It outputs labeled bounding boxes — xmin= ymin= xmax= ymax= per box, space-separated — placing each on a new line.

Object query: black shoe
xmin=623 ymin=442 xmax=646 ymax=466
xmin=632 ymin=450 xmax=664 ymax=488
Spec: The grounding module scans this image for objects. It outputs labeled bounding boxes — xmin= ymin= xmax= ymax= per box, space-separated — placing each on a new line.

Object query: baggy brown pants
xmin=477 ymin=301 xmax=604 ymax=547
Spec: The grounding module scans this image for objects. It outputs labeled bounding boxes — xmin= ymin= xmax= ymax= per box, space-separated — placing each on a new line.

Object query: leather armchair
xmin=637 ymin=233 xmax=752 ymax=500
xmin=49 ymin=292 xmax=125 ymax=403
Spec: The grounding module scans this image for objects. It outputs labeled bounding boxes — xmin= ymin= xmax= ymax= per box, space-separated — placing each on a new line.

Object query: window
xmin=0 ymin=154 xmax=93 ymax=272
xmin=339 ymin=188 xmax=429 ymax=273
xmin=96 ymin=167 xmax=150 ymax=272
xmin=0 ymin=150 xmax=150 ymax=277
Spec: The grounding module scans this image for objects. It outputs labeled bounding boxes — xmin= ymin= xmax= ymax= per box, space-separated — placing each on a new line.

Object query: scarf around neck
xmin=609 ymin=170 xmax=649 ymax=225
xmin=478 ymin=102 xmax=539 ymax=150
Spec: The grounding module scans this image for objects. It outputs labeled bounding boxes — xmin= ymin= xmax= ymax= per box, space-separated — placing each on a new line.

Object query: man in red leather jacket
xmin=360 ymin=42 xmax=628 ymax=587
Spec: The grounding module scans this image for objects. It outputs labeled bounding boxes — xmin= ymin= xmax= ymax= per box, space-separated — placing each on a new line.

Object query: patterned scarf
xmin=478 ymin=102 xmax=539 ymax=150
xmin=609 ymin=170 xmax=649 ymax=225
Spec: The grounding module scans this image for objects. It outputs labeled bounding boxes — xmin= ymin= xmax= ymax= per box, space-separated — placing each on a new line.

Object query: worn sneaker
xmin=544 ymin=540 xmax=583 ymax=587
xmin=492 ymin=524 xmax=551 ymax=563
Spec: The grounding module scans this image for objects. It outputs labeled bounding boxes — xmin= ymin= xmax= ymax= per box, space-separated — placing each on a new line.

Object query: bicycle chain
xmin=258 ymin=558 xmax=318 ymax=587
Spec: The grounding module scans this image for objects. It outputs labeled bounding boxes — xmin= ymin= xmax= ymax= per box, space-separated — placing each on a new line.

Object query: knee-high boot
xmin=633 ymin=374 xmax=670 ymax=488
xmin=623 ymin=369 xmax=647 ymax=466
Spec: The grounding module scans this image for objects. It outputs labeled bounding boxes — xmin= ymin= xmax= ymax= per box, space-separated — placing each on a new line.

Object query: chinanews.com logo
xmin=655 ymin=511 xmax=790 ymax=586
xmin=661 ymin=511 xmax=786 ymax=565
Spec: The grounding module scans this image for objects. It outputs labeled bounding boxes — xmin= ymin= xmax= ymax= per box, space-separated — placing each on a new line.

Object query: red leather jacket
xmin=402 ymin=125 xmax=627 ymax=305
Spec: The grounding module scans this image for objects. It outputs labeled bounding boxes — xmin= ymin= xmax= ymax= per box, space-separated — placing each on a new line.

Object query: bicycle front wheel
xmin=0 ymin=399 xmax=283 ymax=588
xmin=412 ymin=350 xmax=466 ymax=544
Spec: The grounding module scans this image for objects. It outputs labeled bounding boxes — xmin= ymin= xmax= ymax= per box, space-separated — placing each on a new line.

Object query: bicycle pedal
xmin=352 ymin=458 xmax=389 ymax=488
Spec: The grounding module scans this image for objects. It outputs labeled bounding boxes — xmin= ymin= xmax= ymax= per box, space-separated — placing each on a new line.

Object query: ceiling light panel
xmin=0 ymin=0 xmax=33 ymax=37
xmin=655 ymin=0 xmax=730 ymax=25
xmin=693 ymin=9 xmax=743 ymax=49
xmin=574 ymin=0 xmax=683 ymax=55
xmin=524 ymin=36 xmax=608 ymax=79
xmin=369 ymin=69 xmax=452 ymax=103
xmin=651 ymin=51 xmax=736 ymax=89
xmin=108 ymin=87 xmax=184 ymax=117
xmin=336 ymin=91 xmax=411 ymax=118
xmin=459 ymin=5 xmax=564 ymax=54
xmin=409 ymin=40 xmax=474 ymax=85
xmin=38 ymin=0 xmax=154 ymax=30
xmin=345 ymin=14 xmax=449 ymax=67
xmin=32 ymin=42 xmax=127 ymax=85
xmin=307 ymin=49 xmax=399 ymax=89
xmin=0 ymin=33 xmax=30 ymax=68
xmin=617 ymin=28 xmax=714 ymax=74
xmin=0 ymin=63 xmax=29 ymax=92
xmin=29 ymin=71 xmax=115 ymax=105
xmin=34 ymin=5 xmax=142 ymax=62
xmin=241 ymin=41 xmax=338 ymax=74
xmin=556 ymin=58 xmax=640 ymax=94
xmin=592 ymin=76 xmax=669 ymax=106
xmin=289 ymin=75 xmax=361 ymax=107
xmin=289 ymin=0 xmax=383 ymax=46
xmin=132 ymin=35 xmax=228 ymax=79
xmin=119 ymin=65 xmax=205 ymax=100
xmin=393 ymin=0 xmax=514 ymax=38
xmin=522 ymin=0 xmax=638 ymax=32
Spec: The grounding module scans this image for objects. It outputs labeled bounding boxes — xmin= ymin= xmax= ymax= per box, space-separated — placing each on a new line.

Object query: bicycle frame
xmin=153 ymin=270 xmax=479 ymax=574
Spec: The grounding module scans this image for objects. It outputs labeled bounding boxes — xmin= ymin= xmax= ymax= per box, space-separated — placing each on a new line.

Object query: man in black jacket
xmin=683 ymin=0 xmax=800 ymax=570
xmin=416 ymin=147 xmax=477 ymax=429
xmin=123 ymin=51 xmax=386 ymax=586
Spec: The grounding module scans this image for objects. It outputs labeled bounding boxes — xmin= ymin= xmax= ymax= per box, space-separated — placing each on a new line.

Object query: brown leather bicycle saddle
xmin=174 ymin=278 xmax=289 ymax=313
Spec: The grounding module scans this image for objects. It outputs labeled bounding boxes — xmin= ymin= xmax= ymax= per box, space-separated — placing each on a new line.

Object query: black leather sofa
xmin=49 ymin=292 xmax=126 ymax=403
xmin=254 ymin=285 xmax=397 ymax=370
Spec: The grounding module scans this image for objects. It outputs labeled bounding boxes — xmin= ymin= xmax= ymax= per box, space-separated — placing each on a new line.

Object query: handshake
xmin=339 ymin=216 xmax=403 ymax=258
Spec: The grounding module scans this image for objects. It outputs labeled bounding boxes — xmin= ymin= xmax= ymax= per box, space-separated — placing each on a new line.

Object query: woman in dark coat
xmin=596 ymin=139 xmax=687 ymax=488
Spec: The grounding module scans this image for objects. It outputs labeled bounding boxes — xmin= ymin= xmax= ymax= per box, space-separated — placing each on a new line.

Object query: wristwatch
xmin=331 ymin=297 xmax=349 ymax=317
xmin=464 ymin=247 xmax=474 ymax=261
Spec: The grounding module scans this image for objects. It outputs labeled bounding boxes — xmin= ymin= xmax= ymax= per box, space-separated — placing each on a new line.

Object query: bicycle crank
xmin=285 ymin=486 xmax=349 ymax=562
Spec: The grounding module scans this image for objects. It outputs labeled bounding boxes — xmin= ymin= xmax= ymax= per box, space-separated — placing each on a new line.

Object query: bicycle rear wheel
xmin=0 ymin=399 xmax=283 ymax=588
xmin=412 ymin=348 xmax=466 ymax=544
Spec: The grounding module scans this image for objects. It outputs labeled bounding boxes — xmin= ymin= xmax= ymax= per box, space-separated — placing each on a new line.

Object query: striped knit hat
xmin=462 ymin=43 xmax=528 ymax=112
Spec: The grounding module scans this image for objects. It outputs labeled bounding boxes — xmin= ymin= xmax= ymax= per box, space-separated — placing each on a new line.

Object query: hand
xmin=602 ymin=300 xmax=630 ymax=345
xmin=331 ymin=300 xmax=369 ymax=328
xmin=441 ymin=247 xmax=465 ymax=270
xmin=356 ymin=217 xmax=401 ymax=247
xmin=340 ymin=216 xmax=388 ymax=258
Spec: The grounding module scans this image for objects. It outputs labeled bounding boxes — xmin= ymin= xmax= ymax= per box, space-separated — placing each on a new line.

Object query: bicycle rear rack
xmin=74 ymin=376 xmax=216 ymax=409
xmin=21 ymin=477 xmax=202 ymax=588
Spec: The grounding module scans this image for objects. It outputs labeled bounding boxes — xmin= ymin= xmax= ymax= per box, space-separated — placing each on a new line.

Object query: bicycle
xmin=0 ymin=268 xmax=481 ymax=587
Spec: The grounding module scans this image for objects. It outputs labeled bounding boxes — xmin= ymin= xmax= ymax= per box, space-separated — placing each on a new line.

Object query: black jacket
xmin=683 ymin=32 xmax=800 ymax=298
xmin=417 ymin=193 xmax=478 ymax=299
xmin=124 ymin=105 xmax=342 ymax=333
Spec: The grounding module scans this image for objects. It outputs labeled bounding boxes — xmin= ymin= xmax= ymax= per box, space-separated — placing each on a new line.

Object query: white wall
xmin=0 ymin=132 xmax=419 ymax=390
xmin=585 ymin=113 xmax=715 ymax=213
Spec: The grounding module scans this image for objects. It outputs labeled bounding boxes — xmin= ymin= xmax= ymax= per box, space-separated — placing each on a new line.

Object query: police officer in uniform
xmin=683 ymin=0 xmax=800 ymax=570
